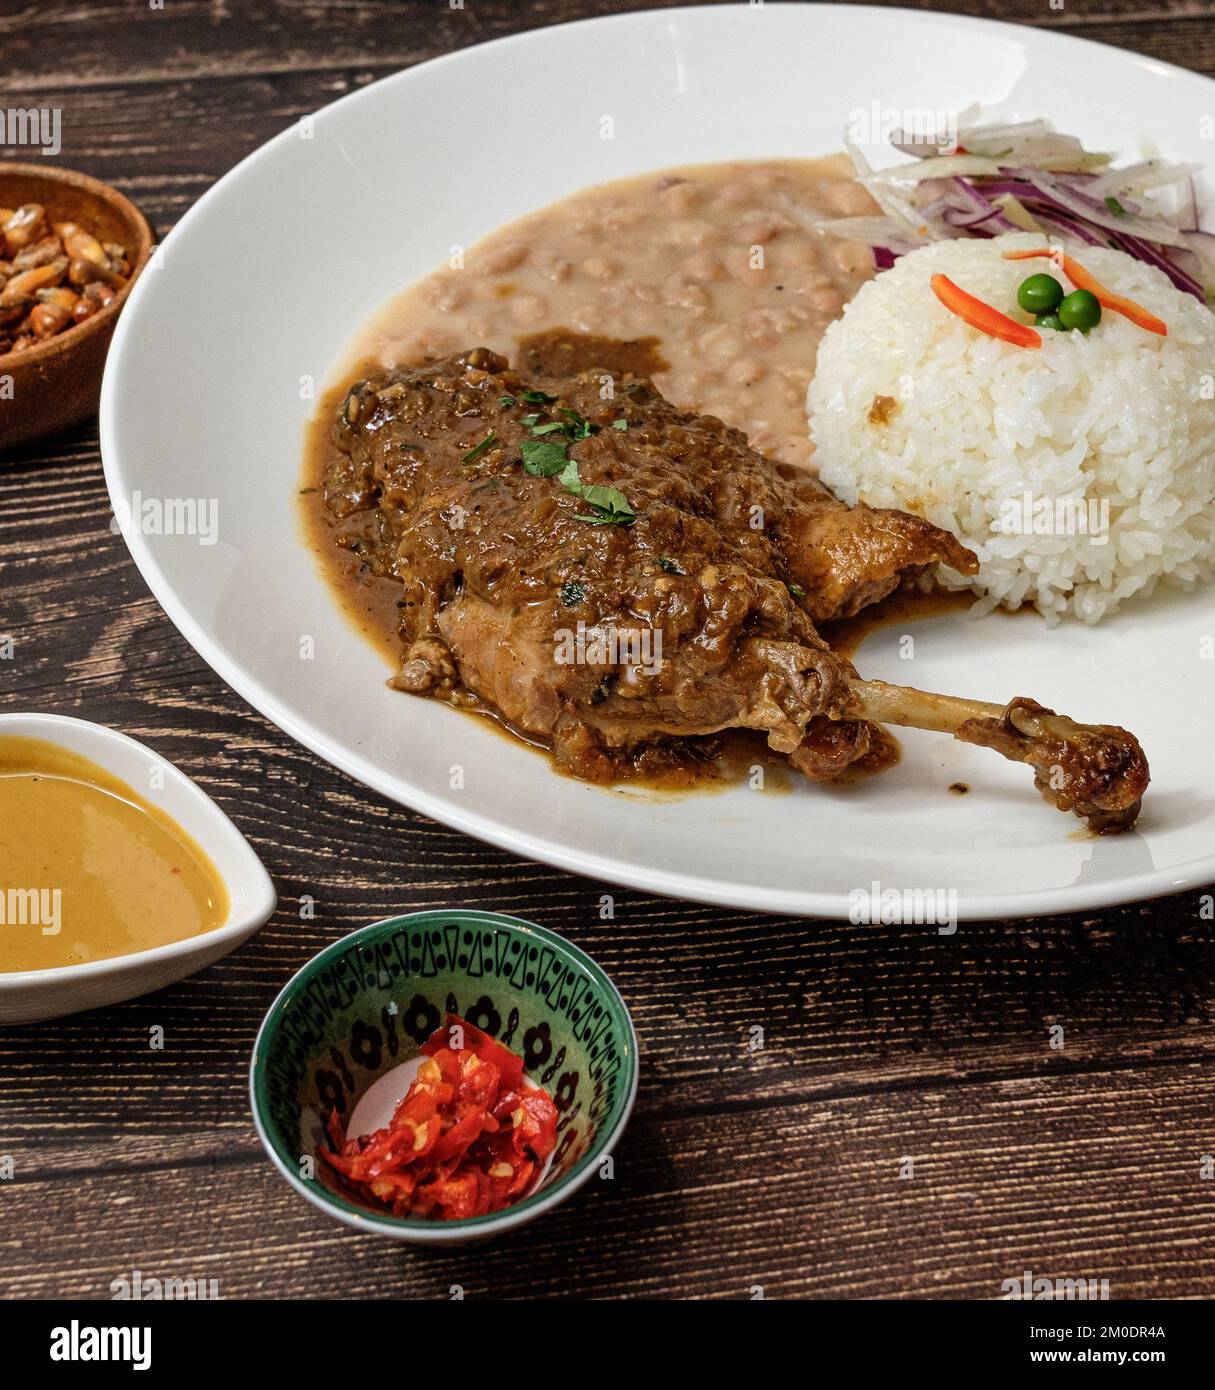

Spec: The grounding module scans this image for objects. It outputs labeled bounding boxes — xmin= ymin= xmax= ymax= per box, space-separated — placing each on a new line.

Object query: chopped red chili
xmin=320 ymin=1014 xmax=558 ymax=1220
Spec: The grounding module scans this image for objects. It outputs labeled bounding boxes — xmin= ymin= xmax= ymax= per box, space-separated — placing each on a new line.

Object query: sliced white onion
xmin=844 ymin=133 xmax=935 ymax=240
xmin=825 ymin=112 xmax=1212 ymax=296
xmin=956 ymin=117 xmax=1053 ymax=141
xmin=877 ymin=150 xmax=1109 ymax=185
xmin=1086 ymin=159 xmax=1202 ymax=198
xmin=1180 ymin=230 xmax=1215 ymax=291
xmin=991 ymin=193 xmax=1046 ymax=235
xmin=793 ymin=215 xmax=908 ymax=241
xmin=876 ymin=154 xmax=1006 ymax=183
xmin=1018 ymin=168 xmax=1188 ymax=247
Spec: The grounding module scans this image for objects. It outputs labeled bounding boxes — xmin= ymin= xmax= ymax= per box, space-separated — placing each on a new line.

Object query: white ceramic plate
xmin=101 ymin=4 xmax=1215 ymax=920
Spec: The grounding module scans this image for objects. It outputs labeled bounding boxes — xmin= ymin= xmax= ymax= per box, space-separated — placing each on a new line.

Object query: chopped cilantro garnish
xmin=518 ymin=407 xmax=600 ymax=443
xmin=505 ymin=394 xmax=630 ymax=518
xmin=1104 ymin=195 xmax=1128 ymax=218
xmin=520 ymin=439 xmax=569 ymax=476
xmin=559 ymin=459 xmax=635 ymax=526
xmin=559 ymin=408 xmax=599 ymax=440
xmin=461 ymin=431 xmax=499 ymax=465
xmin=559 ymin=580 xmax=586 ymax=607
xmin=576 ymin=508 xmax=634 ymax=526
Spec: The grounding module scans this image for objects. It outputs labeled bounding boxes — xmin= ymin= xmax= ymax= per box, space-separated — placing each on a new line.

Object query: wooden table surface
xmin=2 ymin=0 xmax=1214 ymax=1301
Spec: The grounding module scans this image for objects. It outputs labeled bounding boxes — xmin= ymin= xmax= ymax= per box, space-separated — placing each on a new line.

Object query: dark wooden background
xmin=2 ymin=0 xmax=1213 ymax=1301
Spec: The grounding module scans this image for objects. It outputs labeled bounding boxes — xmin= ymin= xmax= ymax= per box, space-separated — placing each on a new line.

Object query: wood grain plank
xmin=4 ymin=6 xmax=1213 ymax=240
xmin=5 ymin=0 xmax=1215 ymax=96
xmin=3 ymin=1061 xmax=1212 ymax=1299
xmin=3 ymin=0 xmax=1215 ymax=1300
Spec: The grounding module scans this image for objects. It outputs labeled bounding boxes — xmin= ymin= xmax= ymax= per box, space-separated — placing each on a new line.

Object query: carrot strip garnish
xmin=930 ymin=273 xmax=1041 ymax=349
xmin=1002 ymin=249 xmax=1066 ymax=264
xmin=1002 ymin=248 xmax=1167 ymax=336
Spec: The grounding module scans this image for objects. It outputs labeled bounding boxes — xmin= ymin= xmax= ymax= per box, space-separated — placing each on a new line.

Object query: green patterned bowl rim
xmin=249 ymin=909 xmax=639 ymax=1242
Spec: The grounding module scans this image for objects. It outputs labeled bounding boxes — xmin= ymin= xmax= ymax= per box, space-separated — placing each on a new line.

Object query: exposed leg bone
xmin=845 ymin=680 xmax=1149 ymax=834
xmin=746 ymin=642 xmax=1147 ymax=832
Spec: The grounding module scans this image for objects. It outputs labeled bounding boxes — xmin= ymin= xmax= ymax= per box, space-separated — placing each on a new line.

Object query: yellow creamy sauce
xmin=0 ymin=736 xmax=228 ymax=972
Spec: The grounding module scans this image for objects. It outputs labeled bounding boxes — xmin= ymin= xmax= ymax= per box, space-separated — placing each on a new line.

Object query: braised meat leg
xmin=839 ymin=677 xmax=1146 ymax=833
xmin=321 ymin=347 xmax=1148 ymax=831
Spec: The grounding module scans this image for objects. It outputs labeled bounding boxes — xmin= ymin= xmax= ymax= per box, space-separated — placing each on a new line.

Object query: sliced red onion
xmin=831 ymin=116 xmax=1215 ymax=308
xmin=1113 ymin=231 xmax=1205 ymax=300
xmin=1026 ymin=207 xmax=1113 ymax=248
xmin=917 ymin=176 xmax=979 ymax=212
xmin=942 ymin=206 xmax=1018 ymax=235
xmin=946 ymin=181 xmax=1108 ymax=245
xmin=1177 ymin=235 xmax=1215 ymax=298
xmin=943 ymin=205 xmax=999 ymax=228
xmin=932 ymin=179 xmax=1012 ymax=234
xmin=1054 ymin=174 xmax=1146 ymax=219
xmin=970 ymin=177 xmax=1047 ymax=203
xmin=1008 ymin=167 xmax=1187 ymax=246
xmin=934 ymin=179 xmax=1000 ymax=222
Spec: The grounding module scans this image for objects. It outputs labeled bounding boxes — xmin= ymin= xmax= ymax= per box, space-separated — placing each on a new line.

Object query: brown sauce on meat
xmin=301 ymin=364 xmax=404 ymax=663
xmin=299 ymin=341 xmax=983 ymax=793
xmin=572 ymin=729 xmax=794 ymax=799
xmin=830 ymin=725 xmax=900 ymax=782
xmin=301 ymin=344 xmax=886 ymax=795
xmin=301 ymin=363 xmax=792 ymax=796
xmin=819 ymin=585 xmax=979 ymax=659
xmin=302 ymin=355 xmax=977 ymax=672
xmin=516 ymin=329 xmax=669 ymax=381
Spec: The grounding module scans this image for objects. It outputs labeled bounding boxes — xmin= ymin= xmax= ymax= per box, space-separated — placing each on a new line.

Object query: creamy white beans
xmin=352 ymin=157 xmax=876 ymax=468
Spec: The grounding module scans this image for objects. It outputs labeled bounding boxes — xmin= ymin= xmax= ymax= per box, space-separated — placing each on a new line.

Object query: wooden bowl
xmin=0 ymin=163 xmax=154 ymax=452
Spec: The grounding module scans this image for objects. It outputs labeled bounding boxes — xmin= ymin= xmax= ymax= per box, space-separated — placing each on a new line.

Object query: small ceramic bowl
xmin=0 ymin=162 xmax=154 ymax=452
xmin=250 ymin=910 xmax=639 ymax=1245
xmin=0 ymin=712 xmax=276 ymax=1024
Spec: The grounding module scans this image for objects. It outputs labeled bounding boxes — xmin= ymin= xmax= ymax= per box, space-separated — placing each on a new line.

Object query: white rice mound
xmin=807 ymin=232 xmax=1215 ymax=623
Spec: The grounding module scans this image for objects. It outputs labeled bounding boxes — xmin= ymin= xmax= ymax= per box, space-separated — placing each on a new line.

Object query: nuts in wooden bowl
xmin=0 ymin=204 xmax=133 ymax=355
xmin=0 ymin=162 xmax=153 ymax=452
